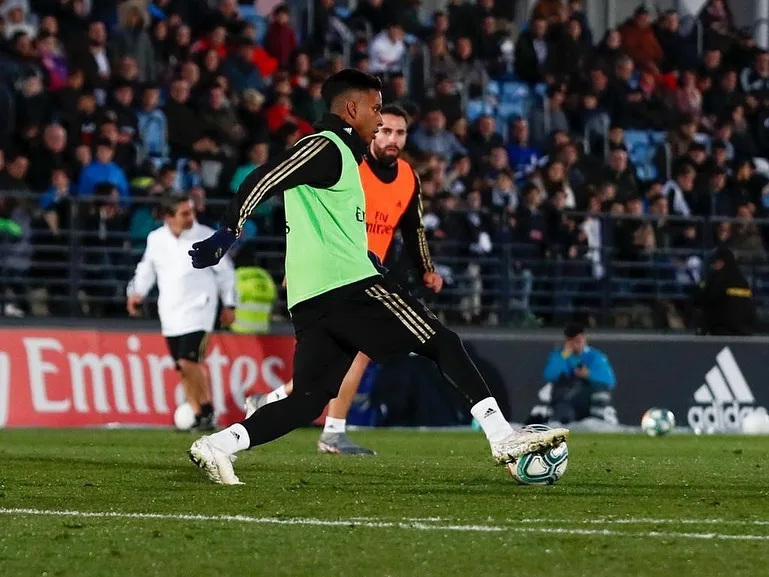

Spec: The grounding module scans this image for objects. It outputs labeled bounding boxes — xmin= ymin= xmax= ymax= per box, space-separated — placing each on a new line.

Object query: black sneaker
xmin=192 ymin=413 xmax=217 ymax=432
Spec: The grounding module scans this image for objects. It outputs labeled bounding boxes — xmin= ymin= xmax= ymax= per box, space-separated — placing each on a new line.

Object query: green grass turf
xmin=1 ymin=429 xmax=769 ymax=577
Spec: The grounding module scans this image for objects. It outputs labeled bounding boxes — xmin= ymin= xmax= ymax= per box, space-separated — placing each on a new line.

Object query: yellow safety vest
xmin=231 ymin=267 xmax=277 ymax=334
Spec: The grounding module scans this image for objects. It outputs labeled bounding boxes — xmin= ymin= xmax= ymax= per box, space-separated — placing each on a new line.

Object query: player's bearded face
xmin=372 ymin=113 xmax=407 ymax=165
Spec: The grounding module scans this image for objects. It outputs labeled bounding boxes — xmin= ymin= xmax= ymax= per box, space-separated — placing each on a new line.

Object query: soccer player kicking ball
xmin=244 ymin=104 xmax=442 ymax=455
xmin=187 ymin=69 xmax=568 ymax=485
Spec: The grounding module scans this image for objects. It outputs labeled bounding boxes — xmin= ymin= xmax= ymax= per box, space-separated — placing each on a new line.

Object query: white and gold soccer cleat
xmin=188 ymin=437 xmax=243 ymax=485
xmin=491 ymin=427 xmax=570 ymax=465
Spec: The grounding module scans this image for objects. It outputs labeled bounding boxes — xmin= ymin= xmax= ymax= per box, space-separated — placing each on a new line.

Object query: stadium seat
xmin=239 ymin=5 xmax=268 ymax=43
xmin=466 ymin=99 xmax=495 ymax=123
xmin=624 ymin=130 xmax=659 ymax=181
xmin=486 ymin=80 xmax=501 ymax=98
xmin=500 ymin=81 xmax=530 ymax=103
xmin=497 ymin=100 xmax=528 ymax=122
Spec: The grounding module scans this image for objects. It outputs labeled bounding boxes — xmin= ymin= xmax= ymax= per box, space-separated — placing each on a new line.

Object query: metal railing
xmin=2 ymin=193 xmax=769 ymax=330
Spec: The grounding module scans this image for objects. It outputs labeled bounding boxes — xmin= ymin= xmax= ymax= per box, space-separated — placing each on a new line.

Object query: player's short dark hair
xmin=380 ymin=104 xmax=408 ymax=122
xmin=161 ymin=193 xmax=190 ymax=217
xmin=321 ymin=69 xmax=382 ymax=109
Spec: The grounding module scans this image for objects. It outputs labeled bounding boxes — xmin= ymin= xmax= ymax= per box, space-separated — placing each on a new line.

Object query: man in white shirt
xmin=368 ymin=22 xmax=406 ymax=74
xmin=127 ymin=195 xmax=237 ymax=430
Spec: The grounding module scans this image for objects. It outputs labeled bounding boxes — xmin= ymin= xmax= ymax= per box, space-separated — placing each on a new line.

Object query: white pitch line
xmin=2 ymin=508 xmax=769 ymax=541
xmin=0 ymin=508 xmax=502 ymax=533
xmin=515 ymin=518 xmax=769 ymax=526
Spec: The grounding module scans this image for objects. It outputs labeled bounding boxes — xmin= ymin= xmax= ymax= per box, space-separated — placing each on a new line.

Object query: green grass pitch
xmin=1 ymin=429 xmax=769 ymax=577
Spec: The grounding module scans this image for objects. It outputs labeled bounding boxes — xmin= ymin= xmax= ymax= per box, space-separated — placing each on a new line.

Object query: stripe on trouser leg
xmin=370 ymin=285 xmax=433 ymax=342
xmin=364 ymin=288 xmax=426 ymax=343
xmin=388 ymin=291 xmax=436 ymax=338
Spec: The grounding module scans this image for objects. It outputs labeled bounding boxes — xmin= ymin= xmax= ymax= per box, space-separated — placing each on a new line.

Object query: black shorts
xmin=290 ymin=275 xmax=442 ymax=398
xmin=165 ymin=331 xmax=210 ymax=368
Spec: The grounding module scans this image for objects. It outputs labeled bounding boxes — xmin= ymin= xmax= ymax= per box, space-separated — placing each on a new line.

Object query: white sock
xmin=207 ymin=423 xmax=250 ymax=454
xmin=265 ymin=385 xmax=287 ymax=405
xmin=470 ymin=397 xmax=513 ymax=444
xmin=323 ymin=417 xmax=346 ymax=434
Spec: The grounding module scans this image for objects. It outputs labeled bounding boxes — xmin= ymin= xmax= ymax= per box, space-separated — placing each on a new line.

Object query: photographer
xmin=528 ymin=323 xmax=618 ymax=425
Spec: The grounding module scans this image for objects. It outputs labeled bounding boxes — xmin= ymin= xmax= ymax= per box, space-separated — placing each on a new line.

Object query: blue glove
xmin=189 ymin=228 xmax=237 ymax=269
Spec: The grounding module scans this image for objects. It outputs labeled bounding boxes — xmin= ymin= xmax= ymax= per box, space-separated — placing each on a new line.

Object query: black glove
xmin=189 ymin=228 xmax=237 ymax=269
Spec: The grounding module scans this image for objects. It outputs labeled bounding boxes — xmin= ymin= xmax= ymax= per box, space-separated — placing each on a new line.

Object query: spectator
xmin=729 ymin=202 xmax=767 ymax=263
xmin=368 ymin=22 xmax=406 ymax=74
xmin=264 ymin=77 xmax=313 ymax=137
xmin=602 ymin=145 xmax=638 ymax=202
xmin=619 ymin=6 xmax=663 ymax=72
xmin=514 ymin=16 xmax=549 ymax=85
xmin=506 ymin=118 xmax=542 ymax=181
xmin=223 ymin=36 xmax=266 ymax=94
xmin=263 ymin=4 xmax=298 ymax=68
xmin=454 ymin=36 xmax=489 ymax=94
xmin=700 ymin=0 xmax=736 ymax=55
xmin=137 ymin=83 xmax=168 ymax=164
xmin=740 ymin=50 xmax=769 ymax=102
xmin=72 ymin=21 xmax=111 ymax=99
xmin=237 ymin=89 xmax=268 ymax=143
xmin=427 ymin=74 xmax=463 ymax=127
xmin=37 ymin=31 xmax=68 ymax=92
xmin=111 ymin=3 xmax=155 ymax=83
xmin=28 ymin=123 xmax=71 ymax=192
xmin=674 ymin=69 xmax=703 ymax=118
xmin=704 ymin=68 xmax=743 ymax=120
xmin=529 ymin=85 xmax=569 ymax=151
xmin=423 ymin=34 xmax=459 ymax=84
xmin=294 ymin=74 xmax=326 ymax=125
xmin=351 ymin=0 xmax=390 ymax=34
xmin=410 ymin=108 xmax=467 ymax=163
xmin=661 ymin=162 xmax=697 ymax=217
xmin=467 ymin=115 xmax=503 ymax=163
xmin=77 ymin=138 xmax=129 ymax=203
xmin=656 ymin=9 xmax=697 ymax=73
xmin=165 ymin=78 xmax=215 ymax=159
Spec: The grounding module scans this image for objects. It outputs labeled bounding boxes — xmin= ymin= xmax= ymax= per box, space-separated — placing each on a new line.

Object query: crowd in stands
xmin=0 ymin=0 xmax=767 ymax=329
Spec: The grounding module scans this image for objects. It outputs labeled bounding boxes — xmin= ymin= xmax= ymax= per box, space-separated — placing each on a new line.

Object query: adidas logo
xmin=231 ymin=431 xmax=241 ymax=441
xmin=483 ymin=407 xmax=496 ymax=418
xmin=344 ymin=127 xmax=353 ymax=134
xmin=688 ymin=347 xmax=765 ymax=432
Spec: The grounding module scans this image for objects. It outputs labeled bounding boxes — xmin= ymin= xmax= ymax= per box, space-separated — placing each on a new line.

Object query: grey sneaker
xmin=317 ymin=432 xmax=376 ymax=455
xmin=244 ymin=394 xmax=269 ymax=418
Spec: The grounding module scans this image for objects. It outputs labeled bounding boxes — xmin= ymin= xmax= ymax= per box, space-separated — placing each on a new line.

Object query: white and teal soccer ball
xmin=506 ymin=425 xmax=569 ymax=485
xmin=174 ymin=402 xmax=196 ymax=431
xmin=641 ymin=408 xmax=675 ymax=437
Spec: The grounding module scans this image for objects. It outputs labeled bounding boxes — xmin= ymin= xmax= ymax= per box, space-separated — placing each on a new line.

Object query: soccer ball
xmin=742 ymin=408 xmax=769 ymax=435
xmin=641 ymin=408 xmax=675 ymax=437
xmin=506 ymin=424 xmax=569 ymax=485
xmin=174 ymin=402 xmax=196 ymax=431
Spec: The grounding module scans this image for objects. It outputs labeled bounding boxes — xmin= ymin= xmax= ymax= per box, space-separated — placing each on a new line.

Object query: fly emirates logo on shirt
xmin=364 ymin=208 xmax=396 ymax=237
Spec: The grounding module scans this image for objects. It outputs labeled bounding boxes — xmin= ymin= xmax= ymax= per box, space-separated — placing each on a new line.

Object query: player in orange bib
xmin=245 ymin=104 xmax=443 ymax=454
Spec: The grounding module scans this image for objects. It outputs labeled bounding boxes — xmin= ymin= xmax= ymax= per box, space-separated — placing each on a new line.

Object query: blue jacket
xmin=77 ymin=161 xmax=129 ymax=202
xmin=543 ymin=345 xmax=616 ymax=390
xmin=506 ymin=144 xmax=542 ymax=181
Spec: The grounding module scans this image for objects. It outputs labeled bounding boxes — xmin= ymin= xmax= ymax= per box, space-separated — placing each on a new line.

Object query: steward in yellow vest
xmin=231 ymin=267 xmax=277 ymax=334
